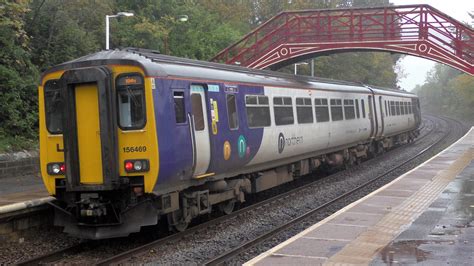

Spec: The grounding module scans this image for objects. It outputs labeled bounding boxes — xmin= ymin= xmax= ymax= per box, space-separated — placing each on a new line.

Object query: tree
xmin=25 ymin=0 xmax=113 ymax=71
xmin=0 ymin=0 xmax=39 ymax=144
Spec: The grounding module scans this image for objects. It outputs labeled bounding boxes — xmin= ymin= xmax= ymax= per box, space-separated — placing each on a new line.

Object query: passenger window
xmin=44 ymin=80 xmax=63 ymax=134
xmin=314 ymin=98 xmax=330 ymax=122
xmin=296 ymin=97 xmax=313 ymax=124
xmin=390 ymin=101 xmax=396 ymax=116
xmin=330 ymin=99 xmax=343 ymax=121
xmin=396 ymin=102 xmax=401 ymax=115
xmin=408 ymin=102 xmax=412 ymax=114
xmin=274 ymin=97 xmax=294 ymax=125
xmin=385 ymin=101 xmax=388 ymax=116
xmin=246 ymin=95 xmax=271 ymax=128
xmin=226 ymin=94 xmax=238 ymax=130
xmin=173 ymin=91 xmax=186 ymax=123
xmin=400 ymin=102 xmax=405 ymax=115
xmin=191 ymin=94 xmax=205 ymax=131
xmin=355 ymin=99 xmax=360 ymax=119
xmin=361 ymin=99 xmax=366 ymax=118
xmin=404 ymin=102 xmax=409 ymax=114
xmin=343 ymin=99 xmax=355 ymax=120
xmin=117 ymin=74 xmax=146 ymax=129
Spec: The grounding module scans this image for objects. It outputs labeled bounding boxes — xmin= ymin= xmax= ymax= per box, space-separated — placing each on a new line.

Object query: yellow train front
xmin=39 ymin=52 xmax=161 ymax=239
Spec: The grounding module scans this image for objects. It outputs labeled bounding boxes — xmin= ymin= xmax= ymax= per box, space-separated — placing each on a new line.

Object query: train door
xmin=74 ymin=84 xmax=103 ymax=184
xmin=190 ymin=84 xmax=211 ymax=177
xmin=378 ymin=96 xmax=385 ymax=136
xmin=412 ymin=98 xmax=421 ymax=126
xmin=368 ymin=95 xmax=377 ymax=138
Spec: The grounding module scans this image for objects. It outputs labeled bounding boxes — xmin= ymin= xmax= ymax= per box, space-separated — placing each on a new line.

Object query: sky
xmin=389 ymin=0 xmax=473 ymax=91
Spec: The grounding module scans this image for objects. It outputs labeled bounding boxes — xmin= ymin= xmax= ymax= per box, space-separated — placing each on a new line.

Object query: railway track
xmin=15 ymin=115 xmax=462 ymax=265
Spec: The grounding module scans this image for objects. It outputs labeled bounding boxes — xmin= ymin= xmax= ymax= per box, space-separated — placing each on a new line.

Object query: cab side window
xmin=44 ymin=80 xmax=63 ymax=134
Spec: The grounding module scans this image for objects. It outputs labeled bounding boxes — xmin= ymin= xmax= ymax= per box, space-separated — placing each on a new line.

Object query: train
xmin=39 ymin=48 xmax=421 ymax=239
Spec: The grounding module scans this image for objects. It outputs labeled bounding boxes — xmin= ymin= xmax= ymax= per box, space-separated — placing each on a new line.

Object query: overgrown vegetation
xmin=0 ymin=0 xmax=418 ymax=152
xmin=414 ymin=65 xmax=474 ymax=124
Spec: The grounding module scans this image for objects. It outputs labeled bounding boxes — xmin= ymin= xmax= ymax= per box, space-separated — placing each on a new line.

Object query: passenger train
xmin=39 ymin=48 xmax=421 ymax=239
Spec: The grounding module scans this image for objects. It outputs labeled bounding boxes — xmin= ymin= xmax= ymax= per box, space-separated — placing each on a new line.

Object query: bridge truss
xmin=212 ymin=5 xmax=474 ymax=75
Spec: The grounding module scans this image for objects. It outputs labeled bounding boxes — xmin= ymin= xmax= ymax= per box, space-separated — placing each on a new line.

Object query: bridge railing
xmin=212 ymin=5 xmax=473 ymax=70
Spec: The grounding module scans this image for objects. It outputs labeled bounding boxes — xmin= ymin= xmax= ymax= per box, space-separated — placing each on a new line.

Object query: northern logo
xmin=278 ymin=132 xmax=285 ymax=154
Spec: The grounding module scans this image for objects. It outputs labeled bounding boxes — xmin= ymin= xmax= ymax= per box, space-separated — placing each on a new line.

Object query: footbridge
xmin=212 ymin=5 xmax=474 ymax=75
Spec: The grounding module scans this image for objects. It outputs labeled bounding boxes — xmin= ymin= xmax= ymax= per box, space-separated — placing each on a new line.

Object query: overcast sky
xmin=389 ymin=0 xmax=473 ymax=91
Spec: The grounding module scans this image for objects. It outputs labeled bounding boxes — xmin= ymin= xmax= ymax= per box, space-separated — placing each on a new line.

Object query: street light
xmin=177 ymin=15 xmax=189 ymax=22
xmin=294 ymin=62 xmax=308 ymax=75
xmin=106 ymin=12 xmax=134 ymax=50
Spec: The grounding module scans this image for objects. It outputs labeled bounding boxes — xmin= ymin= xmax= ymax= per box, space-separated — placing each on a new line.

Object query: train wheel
xmin=218 ymin=200 xmax=235 ymax=215
xmin=167 ymin=211 xmax=190 ymax=232
xmin=174 ymin=221 xmax=189 ymax=232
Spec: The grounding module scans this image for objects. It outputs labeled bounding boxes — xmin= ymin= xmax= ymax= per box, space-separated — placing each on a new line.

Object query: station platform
xmin=0 ymin=174 xmax=48 ymax=207
xmin=246 ymin=128 xmax=474 ymax=265
xmin=0 ymin=174 xmax=51 ymax=225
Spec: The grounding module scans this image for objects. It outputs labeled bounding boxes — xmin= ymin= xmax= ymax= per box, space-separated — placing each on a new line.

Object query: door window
xmin=226 ymin=94 xmax=239 ymax=130
xmin=191 ymin=94 xmax=205 ymax=131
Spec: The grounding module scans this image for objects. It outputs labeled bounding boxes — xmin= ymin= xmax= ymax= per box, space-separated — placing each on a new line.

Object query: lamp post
xmin=106 ymin=12 xmax=134 ymax=50
xmin=294 ymin=62 xmax=308 ymax=75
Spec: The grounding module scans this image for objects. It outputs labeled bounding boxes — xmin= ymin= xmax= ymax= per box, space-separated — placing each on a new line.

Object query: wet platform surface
xmin=0 ymin=174 xmax=47 ymax=207
xmin=246 ymin=128 xmax=474 ymax=265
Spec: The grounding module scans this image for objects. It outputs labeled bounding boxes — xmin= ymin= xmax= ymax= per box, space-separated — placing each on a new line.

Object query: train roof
xmin=42 ymin=48 xmax=417 ymax=98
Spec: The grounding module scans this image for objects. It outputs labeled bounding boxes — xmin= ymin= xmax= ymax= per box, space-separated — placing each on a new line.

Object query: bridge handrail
xmin=211 ymin=4 xmax=473 ymax=70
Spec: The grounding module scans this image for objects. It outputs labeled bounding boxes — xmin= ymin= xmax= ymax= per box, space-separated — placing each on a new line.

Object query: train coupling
xmin=78 ymin=193 xmax=108 ymax=217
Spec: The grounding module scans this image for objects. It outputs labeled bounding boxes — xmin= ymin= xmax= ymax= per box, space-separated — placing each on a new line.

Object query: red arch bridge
xmin=212 ymin=5 xmax=474 ymax=75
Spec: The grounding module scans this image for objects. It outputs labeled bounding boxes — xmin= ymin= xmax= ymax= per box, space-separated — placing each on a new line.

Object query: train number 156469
xmin=123 ymin=146 xmax=147 ymax=153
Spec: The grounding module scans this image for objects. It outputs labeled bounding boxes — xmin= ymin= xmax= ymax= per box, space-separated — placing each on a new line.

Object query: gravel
xmin=0 ymin=115 xmax=467 ymax=265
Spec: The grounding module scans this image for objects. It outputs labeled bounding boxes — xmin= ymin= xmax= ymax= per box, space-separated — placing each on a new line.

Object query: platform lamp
xmin=106 ymin=12 xmax=134 ymax=50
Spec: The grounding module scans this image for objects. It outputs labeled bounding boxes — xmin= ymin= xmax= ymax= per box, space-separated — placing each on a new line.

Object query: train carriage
xmin=39 ymin=48 xmax=420 ymax=239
